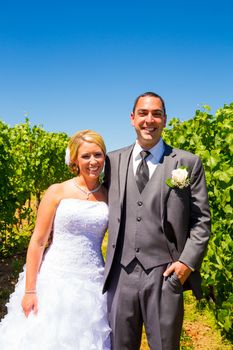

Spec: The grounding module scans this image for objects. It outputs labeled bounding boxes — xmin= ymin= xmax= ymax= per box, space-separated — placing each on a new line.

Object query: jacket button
xmin=112 ymin=244 xmax=116 ymax=248
xmin=137 ymin=217 xmax=141 ymax=222
xmin=137 ymin=201 xmax=143 ymax=206
xmin=117 ymin=218 xmax=120 ymax=222
xmin=135 ymin=248 xmax=140 ymax=253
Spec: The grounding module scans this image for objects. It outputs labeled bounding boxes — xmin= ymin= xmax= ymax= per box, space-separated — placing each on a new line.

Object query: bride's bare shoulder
xmin=43 ymin=180 xmax=73 ymax=204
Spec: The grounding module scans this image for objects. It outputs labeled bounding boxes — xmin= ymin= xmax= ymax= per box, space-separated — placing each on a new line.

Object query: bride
xmin=0 ymin=130 xmax=111 ymax=349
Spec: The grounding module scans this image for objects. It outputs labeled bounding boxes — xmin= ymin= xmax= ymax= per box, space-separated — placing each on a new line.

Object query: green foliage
xmin=1 ymin=106 xmax=232 ymax=339
xmin=0 ymin=121 xmax=17 ymax=228
xmin=0 ymin=119 xmax=71 ymax=257
xmin=163 ymin=103 xmax=233 ymax=340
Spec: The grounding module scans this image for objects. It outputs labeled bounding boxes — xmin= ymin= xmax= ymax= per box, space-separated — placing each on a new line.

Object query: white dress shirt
xmin=132 ymin=138 xmax=165 ymax=178
xmin=132 ymin=138 xmax=194 ymax=272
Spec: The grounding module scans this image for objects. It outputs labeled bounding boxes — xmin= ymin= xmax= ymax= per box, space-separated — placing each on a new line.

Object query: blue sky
xmin=1 ymin=0 xmax=232 ymax=151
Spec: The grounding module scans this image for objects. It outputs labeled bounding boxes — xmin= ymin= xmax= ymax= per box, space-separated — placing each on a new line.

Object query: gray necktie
xmin=135 ymin=150 xmax=150 ymax=193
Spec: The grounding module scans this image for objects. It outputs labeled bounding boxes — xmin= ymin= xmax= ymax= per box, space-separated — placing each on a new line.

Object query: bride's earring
xmin=76 ymin=163 xmax=80 ymax=175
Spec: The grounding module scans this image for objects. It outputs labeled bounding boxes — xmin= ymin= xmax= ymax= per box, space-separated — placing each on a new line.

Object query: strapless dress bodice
xmin=41 ymin=198 xmax=109 ymax=277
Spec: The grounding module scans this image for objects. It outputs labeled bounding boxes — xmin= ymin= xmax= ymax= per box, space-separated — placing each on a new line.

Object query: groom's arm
xmin=178 ymin=156 xmax=211 ymax=270
xmin=164 ymin=155 xmax=211 ymax=283
xmin=103 ymin=154 xmax=111 ymax=191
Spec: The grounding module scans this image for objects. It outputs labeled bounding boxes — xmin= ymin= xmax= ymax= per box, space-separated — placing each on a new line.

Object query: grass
xmin=182 ymin=292 xmax=232 ymax=350
xmin=139 ymin=292 xmax=232 ymax=350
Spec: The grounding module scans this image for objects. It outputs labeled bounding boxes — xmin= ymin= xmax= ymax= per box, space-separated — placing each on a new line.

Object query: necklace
xmin=73 ymin=178 xmax=102 ymax=199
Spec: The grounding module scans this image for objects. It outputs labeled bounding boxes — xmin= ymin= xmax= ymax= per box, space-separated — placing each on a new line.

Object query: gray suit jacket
xmin=103 ymin=142 xmax=211 ymax=299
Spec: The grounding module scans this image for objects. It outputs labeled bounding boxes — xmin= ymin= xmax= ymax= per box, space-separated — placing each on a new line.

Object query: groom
xmin=103 ymin=92 xmax=211 ymax=350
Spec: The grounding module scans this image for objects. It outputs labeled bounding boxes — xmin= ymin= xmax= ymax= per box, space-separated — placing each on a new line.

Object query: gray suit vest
xmin=119 ymin=155 xmax=172 ymax=269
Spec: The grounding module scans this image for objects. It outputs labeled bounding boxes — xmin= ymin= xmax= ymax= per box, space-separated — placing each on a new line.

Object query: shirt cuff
xmin=179 ymin=260 xmax=195 ymax=271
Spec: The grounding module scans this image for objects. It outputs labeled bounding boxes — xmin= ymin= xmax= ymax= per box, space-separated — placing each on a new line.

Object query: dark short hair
xmin=132 ymin=92 xmax=166 ymax=115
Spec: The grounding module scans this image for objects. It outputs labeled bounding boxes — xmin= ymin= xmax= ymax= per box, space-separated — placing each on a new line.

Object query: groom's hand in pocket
xmin=163 ymin=261 xmax=192 ymax=285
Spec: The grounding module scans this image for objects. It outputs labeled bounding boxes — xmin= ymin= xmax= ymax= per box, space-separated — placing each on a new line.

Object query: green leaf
xmin=166 ymin=178 xmax=174 ymax=188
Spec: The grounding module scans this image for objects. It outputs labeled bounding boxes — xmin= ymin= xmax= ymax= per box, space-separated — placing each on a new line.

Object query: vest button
xmin=137 ymin=201 xmax=143 ymax=206
xmin=137 ymin=217 xmax=141 ymax=222
xmin=112 ymin=244 xmax=116 ymax=248
xmin=135 ymin=248 xmax=140 ymax=253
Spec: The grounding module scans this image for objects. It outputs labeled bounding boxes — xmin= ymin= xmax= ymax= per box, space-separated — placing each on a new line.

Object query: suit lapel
xmin=119 ymin=145 xmax=134 ymax=209
xmin=160 ymin=144 xmax=178 ymax=222
xmin=116 ymin=143 xmax=178 ymax=220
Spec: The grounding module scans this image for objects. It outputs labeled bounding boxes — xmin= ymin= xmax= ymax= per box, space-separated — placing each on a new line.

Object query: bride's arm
xmin=21 ymin=184 xmax=60 ymax=317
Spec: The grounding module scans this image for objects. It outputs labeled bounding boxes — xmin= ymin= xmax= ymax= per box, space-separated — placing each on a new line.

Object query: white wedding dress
xmin=0 ymin=199 xmax=111 ymax=349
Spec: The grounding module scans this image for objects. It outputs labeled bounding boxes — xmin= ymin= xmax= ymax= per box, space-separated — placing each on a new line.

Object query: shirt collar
xmin=133 ymin=138 xmax=165 ymax=163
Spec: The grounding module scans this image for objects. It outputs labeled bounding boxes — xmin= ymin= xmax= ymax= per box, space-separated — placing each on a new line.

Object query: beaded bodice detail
xmin=41 ymin=199 xmax=109 ymax=278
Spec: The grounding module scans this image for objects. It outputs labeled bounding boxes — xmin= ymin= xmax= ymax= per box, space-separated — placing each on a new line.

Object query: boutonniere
xmin=166 ymin=166 xmax=190 ymax=189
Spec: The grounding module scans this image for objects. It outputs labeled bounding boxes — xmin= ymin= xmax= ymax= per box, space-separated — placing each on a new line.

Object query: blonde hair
xmin=67 ymin=130 xmax=106 ymax=174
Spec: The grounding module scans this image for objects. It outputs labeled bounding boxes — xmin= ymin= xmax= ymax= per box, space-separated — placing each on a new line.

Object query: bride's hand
xmin=21 ymin=294 xmax=38 ymax=317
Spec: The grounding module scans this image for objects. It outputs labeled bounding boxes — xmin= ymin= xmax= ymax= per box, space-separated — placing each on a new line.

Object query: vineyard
xmin=163 ymin=104 xmax=233 ymax=341
xmin=0 ymin=104 xmax=233 ymax=344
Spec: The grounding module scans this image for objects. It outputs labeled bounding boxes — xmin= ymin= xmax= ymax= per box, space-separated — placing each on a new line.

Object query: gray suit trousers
xmin=107 ymin=260 xmax=184 ymax=350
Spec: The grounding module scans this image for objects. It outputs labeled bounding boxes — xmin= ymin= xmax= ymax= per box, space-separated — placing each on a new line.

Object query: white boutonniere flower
xmin=166 ymin=166 xmax=190 ymax=189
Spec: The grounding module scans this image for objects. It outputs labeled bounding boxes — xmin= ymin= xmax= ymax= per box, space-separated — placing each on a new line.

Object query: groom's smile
xmin=130 ymin=95 xmax=167 ymax=149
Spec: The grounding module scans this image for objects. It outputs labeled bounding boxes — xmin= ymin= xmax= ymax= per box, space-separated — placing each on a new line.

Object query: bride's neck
xmin=76 ymin=176 xmax=100 ymax=190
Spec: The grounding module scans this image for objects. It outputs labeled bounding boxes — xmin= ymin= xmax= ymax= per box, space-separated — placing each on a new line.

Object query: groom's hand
xmin=163 ymin=261 xmax=192 ymax=285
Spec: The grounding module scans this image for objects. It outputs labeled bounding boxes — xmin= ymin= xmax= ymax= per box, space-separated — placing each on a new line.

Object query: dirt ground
xmin=0 ymin=254 xmax=26 ymax=319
